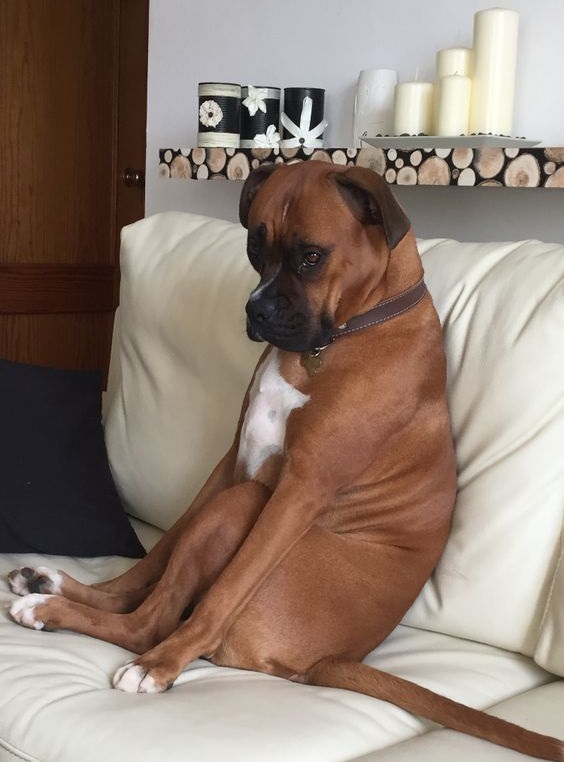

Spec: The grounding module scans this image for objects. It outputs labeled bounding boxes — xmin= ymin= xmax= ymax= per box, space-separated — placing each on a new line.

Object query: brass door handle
xmin=122 ymin=168 xmax=145 ymax=187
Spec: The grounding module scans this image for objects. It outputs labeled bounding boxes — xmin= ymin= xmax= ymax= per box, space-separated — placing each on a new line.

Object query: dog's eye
xmin=302 ymin=249 xmax=321 ymax=267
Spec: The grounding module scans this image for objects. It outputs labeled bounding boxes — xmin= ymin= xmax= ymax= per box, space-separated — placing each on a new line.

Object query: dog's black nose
xmin=246 ymin=294 xmax=288 ymax=325
xmin=246 ymin=297 xmax=276 ymax=325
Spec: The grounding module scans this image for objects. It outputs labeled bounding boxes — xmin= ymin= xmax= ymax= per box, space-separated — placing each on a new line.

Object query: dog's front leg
xmin=113 ymin=471 xmax=325 ymax=692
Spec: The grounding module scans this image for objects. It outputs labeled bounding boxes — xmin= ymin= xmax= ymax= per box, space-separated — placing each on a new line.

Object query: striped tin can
xmin=281 ymin=87 xmax=326 ymax=147
xmin=198 ymin=82 xmax=241 ymax=148
xmin=240 ymin=86 xmax=281 ymax=148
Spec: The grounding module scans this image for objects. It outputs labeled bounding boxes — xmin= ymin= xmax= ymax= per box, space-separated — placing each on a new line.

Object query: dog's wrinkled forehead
xmin=243 ymin=173 xmax=343 ymax=279
xmin=243 ymin=164 xmax=328 ymax=235
xmin=239 ymin=162 xmax=411 ymax=251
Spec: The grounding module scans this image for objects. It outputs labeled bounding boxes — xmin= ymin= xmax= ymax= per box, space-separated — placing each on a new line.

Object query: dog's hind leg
xmin=10 ymin=480 xmax=271 ymax=654
xmin=7 ymin=448 xmax=239 ymax=613
xmin=7 ymin=566 xmax=156 ymax=613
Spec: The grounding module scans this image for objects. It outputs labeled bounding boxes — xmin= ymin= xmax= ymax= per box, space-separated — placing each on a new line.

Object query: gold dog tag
xmin=300 ymin=349 xmax=323 ymax=377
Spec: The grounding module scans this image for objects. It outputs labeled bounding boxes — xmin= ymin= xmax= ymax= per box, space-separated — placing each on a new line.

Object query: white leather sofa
xmin=1 ymin=210 xmax=563 ymax=762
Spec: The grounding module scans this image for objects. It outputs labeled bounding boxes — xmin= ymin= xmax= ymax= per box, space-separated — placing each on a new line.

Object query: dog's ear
xmin=332 ymin=167 xmax=411 ymax=249
xmin=239 ymin=164 xmax=279 ymax=229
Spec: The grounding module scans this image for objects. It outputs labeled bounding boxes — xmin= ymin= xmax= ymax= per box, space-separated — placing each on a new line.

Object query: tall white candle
xmin=393 ymin=81 xmax=434 ymax=136
xmin=436 ymin=74 xmax=471 ymax=136
xmin=353 ymin=69 xmax=397 ymax=147
xmin=469 ymin=8 xmax=519 ymax=136
xmin=436 ymin=47 xmax=472 ymax=79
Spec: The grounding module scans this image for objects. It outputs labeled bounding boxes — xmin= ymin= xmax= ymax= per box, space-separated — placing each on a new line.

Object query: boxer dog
xmin=8 ymin=162 xmax=562 ymax=760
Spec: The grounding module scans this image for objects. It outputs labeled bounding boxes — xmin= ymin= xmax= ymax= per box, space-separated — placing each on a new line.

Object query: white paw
xmin=9 ymin=594 xmax=52 ymax=630
xmin=112 ymin=661 xmax=164 ymax=694
xmin=7 ymin=566 xmax=62 ymax=596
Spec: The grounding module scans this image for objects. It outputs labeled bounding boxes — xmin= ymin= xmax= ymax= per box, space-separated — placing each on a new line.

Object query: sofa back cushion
xmin=403 ymin=238 xmax=564 ymax=663
xmin=104 ymin=212 xmax=261 ymax=530
xmin=104 ymin=211 xmax=564 ymax=667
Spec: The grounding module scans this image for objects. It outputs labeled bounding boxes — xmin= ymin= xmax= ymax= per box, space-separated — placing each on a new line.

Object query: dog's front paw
xmin=7 ymin=566 xmax=63 ymax=596
xmin=9 ymin=594 xmax=54 ymax=630
xmin=112 ymin=661 xmax=171 ymax=694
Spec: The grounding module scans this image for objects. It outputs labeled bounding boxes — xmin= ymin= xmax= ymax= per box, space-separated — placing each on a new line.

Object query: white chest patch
xmin=237 ymin=349 xmax=310 ymax=480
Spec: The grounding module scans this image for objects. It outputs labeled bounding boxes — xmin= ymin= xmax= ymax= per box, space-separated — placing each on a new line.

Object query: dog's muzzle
xmin=245 ymin=290 xmax=320 ymax=352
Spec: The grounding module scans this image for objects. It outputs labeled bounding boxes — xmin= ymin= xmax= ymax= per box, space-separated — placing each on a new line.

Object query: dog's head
xmin=239 ymin=160 xmax=411 ymax=352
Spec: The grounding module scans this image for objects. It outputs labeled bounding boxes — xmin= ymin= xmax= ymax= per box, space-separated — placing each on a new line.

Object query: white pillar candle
xmin=436 ymin=74 xmax=471 ymax=136
xmin=393 ymin=81 xmax=434 ymax=136
xmin=353 ymin=69 xmax=397 ymax=146
xmin=469 ymin=8 xmax=519 ymax=136
xmin=434 ymin=48 xmax=472 ymax=133
xmin=436 ymin=47 xmax=473 ymax=79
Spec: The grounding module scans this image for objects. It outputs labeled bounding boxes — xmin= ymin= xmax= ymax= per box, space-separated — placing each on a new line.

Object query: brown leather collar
xmin=331 ymin=277 xmax=427 ymax=340
xmin=300 ymin=278 xmax=427 ymax=376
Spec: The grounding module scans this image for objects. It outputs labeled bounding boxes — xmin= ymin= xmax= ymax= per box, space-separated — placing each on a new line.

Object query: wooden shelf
xmin=159 ymin=145 xmax=564 ymax=189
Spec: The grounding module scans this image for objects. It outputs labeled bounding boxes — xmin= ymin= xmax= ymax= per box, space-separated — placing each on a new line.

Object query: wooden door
xmin=0 ymin=0 xmax=148 ymax=379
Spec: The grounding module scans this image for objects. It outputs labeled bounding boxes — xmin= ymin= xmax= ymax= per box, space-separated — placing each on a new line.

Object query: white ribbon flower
xmin=199 ymin=100 xmax=223 ymax=128
xmin=280 ymin=96 xmax=328 ymax=148
xmin=253 ymin=124 xmax=281 ymax=148
xmin=242 ymin=86 xmax=269 ymax=116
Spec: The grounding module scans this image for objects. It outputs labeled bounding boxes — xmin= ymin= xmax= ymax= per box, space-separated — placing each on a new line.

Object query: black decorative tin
xmin=281 ymin=87 xmax=327 ymax=148
xmin=240 ymin=86 xmax=281 ymax=148
xmin=198 ymin=82 xmax=241 ymax=148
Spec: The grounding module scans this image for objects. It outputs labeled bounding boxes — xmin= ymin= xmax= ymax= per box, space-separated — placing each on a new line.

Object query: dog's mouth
xmin=245 ymin=316 xmax=332 ymax=353
xmin=245 ymin=288 xmax=334 ymax=353
xmin=246 ymin=319 xmax=265 ymax=344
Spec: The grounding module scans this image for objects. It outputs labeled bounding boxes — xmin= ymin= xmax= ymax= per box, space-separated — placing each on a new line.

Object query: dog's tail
xmin=303 ymin=657 xmax=564 ymax=761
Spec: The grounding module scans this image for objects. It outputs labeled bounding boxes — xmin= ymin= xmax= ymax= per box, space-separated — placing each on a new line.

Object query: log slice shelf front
xmin=159 ymin=145 xmax=564 ymax=188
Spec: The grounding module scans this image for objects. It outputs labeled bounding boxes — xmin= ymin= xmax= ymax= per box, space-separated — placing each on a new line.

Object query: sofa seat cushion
xmin=0 ymin=539 xmax=555 ymax=762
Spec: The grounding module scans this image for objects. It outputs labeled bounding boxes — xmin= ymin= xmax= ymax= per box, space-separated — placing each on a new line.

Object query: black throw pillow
xmin=0 ymin=358 xmax=145 ymax=557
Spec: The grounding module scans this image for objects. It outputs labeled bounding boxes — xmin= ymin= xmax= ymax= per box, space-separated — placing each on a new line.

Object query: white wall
xmin=146 ymin=0 xmax=564 ymax=242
